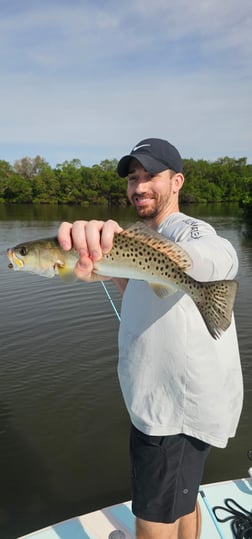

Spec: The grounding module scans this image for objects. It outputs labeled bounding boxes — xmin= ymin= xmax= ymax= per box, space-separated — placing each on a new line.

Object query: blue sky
xmin=0 ymin=0 xmax=251 ymax=167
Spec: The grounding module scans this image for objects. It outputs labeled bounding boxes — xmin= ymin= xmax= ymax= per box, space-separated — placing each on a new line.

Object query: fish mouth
xmin=6 ymin=249 xmax=24 ymax=269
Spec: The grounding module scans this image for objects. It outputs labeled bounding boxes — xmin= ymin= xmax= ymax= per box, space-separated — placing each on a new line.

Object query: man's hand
xmin=57 ymin=219 xmax=123 ymax=281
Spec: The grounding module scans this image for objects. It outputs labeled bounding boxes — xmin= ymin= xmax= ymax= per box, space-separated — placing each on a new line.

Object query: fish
xmin=6 ymin=221 xmax=238 ymax=339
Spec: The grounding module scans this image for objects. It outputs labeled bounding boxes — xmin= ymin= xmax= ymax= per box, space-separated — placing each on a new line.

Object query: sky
xmin=0 ymin=0 xmax=251 ymax=167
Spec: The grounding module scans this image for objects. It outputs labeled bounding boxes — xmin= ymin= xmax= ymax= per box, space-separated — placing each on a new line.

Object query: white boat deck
xmin=18 ymin=476 xmax=252 ymax=539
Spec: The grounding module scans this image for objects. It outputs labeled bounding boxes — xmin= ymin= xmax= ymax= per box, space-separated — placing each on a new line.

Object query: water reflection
xmin=0 ymin=203 xmax=136 ymax=224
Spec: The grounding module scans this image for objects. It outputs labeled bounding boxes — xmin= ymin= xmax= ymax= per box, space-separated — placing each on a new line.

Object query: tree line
xmin=0 ymin=155 xmax=251 ymax=218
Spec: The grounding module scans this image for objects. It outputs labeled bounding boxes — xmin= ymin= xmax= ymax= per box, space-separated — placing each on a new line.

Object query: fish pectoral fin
xmin=149 ymin=283 xmax=176 ymax=298
xmin=55 ymin=262 xmax=76 ymax=283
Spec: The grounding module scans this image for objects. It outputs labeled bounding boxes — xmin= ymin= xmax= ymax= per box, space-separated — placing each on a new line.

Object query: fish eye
xmin=19 ymin=246 xmax=28 ymax=256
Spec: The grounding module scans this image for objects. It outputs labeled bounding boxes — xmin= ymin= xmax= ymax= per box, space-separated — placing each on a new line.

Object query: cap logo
xmin=132 ymin=144 xmax=151 ymax=152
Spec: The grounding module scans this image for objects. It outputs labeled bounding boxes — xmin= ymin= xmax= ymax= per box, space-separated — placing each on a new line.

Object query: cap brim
xmin=117 ymin=154 xmax=168 ymax=178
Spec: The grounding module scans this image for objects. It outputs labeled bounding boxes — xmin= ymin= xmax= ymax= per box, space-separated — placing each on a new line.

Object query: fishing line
xmin=101 ymin=281 xmax=121 ymax=322
xmin=200 ymin=490 xmax=226 ymax=539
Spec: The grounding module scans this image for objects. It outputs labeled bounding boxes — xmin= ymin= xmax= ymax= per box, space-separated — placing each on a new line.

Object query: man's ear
xmin=173 ymin=173 xmax=184 ymax=193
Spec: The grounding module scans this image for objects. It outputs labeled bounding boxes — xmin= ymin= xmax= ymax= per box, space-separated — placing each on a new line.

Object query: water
xmin=0 ymin=204 xmax=252 ymax=538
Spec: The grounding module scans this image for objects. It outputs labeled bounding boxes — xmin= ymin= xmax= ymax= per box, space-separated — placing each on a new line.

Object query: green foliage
xmin=0 ymin=155 xmax=251 ymax=221
xmin=4 ymin=174 xmax=33 ymax=203
xmin=239 ymin=164 xmax=252 ymax=221
xmin=181 ymin=157 xmax=249 ymax=204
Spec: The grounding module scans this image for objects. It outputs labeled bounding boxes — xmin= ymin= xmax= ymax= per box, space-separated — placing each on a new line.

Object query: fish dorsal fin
xmin=121 ymin=222 xmax=192 ymax=271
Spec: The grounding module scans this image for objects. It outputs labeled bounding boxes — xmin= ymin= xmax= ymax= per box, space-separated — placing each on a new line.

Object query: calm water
xmin=0 ymin=204 xmax=252 ymax=538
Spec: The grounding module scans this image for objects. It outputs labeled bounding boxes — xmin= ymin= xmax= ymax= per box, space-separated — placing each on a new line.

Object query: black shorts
xmin=130 ymin=424 xmax=210 ymax=523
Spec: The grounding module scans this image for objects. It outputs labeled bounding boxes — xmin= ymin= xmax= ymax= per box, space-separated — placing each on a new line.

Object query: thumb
xmin=75 ymin=253 xmax=94 ymax=281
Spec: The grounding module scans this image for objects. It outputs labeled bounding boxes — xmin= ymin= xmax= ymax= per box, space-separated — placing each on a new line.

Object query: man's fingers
xmin=84 ymin=220 xmax=105 ymax=260
xmin=83 ymin=220 xmax=122 ymax=260
xmin=100 ymin=220 xmax=123 ymax=254
xmin=70 ymin=220 xmax=89 ymax=254
xmin=58 ymin=219 xmax=122 ymax=256
xmin=57 ymin=221 xmax=74 ymax=251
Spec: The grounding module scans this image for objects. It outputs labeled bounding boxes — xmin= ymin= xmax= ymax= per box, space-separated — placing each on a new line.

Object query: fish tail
xmin=195 ymin=279 xmax=239 ymax=339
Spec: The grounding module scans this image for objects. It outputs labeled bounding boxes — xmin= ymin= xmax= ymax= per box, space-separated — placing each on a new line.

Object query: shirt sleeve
xmin=161 ymin=218 xmax=239 ymax=281
xmin=178 ymin=235 xmax=238 ymax=281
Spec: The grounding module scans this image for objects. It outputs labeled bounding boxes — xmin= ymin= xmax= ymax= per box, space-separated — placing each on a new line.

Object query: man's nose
xmin=135 ymin=175 xmax=149 ymax=190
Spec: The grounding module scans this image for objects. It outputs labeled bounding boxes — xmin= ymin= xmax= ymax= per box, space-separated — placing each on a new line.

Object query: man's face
xmin=126 ymin=158 xmax=181 ymax=225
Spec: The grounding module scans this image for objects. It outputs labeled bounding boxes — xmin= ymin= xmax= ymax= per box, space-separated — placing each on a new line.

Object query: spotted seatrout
xmin=7 ymin=222 xmax=238 ymax=339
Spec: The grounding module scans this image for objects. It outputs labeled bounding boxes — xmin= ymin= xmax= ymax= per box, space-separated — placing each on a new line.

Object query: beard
xmin=135 ymin=205 xmax=159 ymax=220
xmin=131 ymin=193 xmax=170 ymax=221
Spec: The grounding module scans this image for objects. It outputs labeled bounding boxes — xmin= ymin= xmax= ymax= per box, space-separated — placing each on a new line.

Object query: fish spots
xmin=7 ymin=222 xmax=238 ymax=339
xmin=121 ymin=222 xmax=193 ymax=271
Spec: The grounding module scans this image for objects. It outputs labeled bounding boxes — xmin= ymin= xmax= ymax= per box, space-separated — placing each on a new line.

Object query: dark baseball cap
xmin=117 ymin=138 xmax=183 ymax=178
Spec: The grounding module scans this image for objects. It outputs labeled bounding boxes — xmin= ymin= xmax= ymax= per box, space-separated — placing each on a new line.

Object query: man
xmin=58 ymin=138 xmax=243 ymax=539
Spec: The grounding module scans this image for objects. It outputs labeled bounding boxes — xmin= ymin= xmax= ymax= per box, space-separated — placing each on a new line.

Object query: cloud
xmin=0 ymin=0 xmax=251 ymax=165
xmin=1 ymin=0 xmax=251 ymax=75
